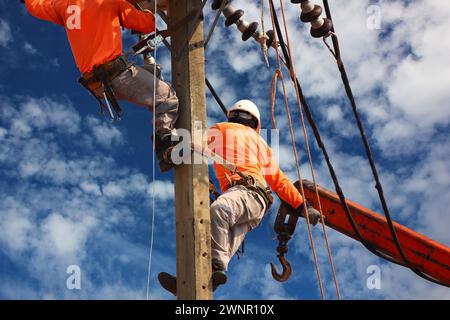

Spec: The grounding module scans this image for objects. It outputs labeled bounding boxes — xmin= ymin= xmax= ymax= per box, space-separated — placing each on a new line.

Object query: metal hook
xmin=270 ymin=254 xmax=292 ymax=282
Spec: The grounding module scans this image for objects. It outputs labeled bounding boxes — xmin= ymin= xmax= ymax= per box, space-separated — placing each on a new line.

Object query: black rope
xmin=204 ymin=0 xmax=227 ymax=49
xmin=269 ymin=0 xmax=448 ymax=287
xmin=205 ymin=77 xmax=228 ymax=117
xmin=202 ymin=0 xmax=448 ymax=286
xmin=269 ymin=0 xmax=399 ymax=265
xmin=321 ymin=0 xmax=448 ymax=287
xmin=269 ymin=1 xmax=291 ymax=70
xmin=203 ymin=1 xmax=228 ymax=118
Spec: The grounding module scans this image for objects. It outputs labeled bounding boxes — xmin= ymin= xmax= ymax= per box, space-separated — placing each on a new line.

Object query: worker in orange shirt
xmin=22 ymin=0 xmax=179 ymax=171
xmin=158 ymin=100 xmax=321 ymax=295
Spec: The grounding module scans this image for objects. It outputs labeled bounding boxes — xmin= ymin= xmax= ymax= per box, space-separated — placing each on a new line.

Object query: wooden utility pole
xmin=168 ymin=0 xmax=212 ymax=300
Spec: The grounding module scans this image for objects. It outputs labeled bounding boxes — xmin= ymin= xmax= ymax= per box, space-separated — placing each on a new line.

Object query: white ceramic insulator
xmin=301 ymin=1 xmax=315 ymax=13
xmin=253 ymin=31 xmax=265 ymax=43
xmin=237 ymin=20 xmax=250 ymax=33
xmin=311 ymin=17 xmax=325 ymax=29
xmin=223 ymin=4 xmax=236 ymax=18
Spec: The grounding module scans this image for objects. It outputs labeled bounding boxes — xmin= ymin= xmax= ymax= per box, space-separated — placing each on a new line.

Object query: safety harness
xmin=79 ymin=6 xmax=198 ymax=120
xmin=78 ymin=55 xmax=130 ymax=120
xmin=194 ymin=142 xmax=310 ymax=280
xmin=192 ymin=143 xmax=274 ymax=211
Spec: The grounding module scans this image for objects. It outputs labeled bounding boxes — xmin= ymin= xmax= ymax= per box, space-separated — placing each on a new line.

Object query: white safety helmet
xmin=227 ymin=100 xmax=261 ymax=131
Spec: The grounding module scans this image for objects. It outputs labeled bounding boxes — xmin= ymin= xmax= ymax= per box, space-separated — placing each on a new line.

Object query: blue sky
xmin=1 ymin=0 xmax=449 ymax=300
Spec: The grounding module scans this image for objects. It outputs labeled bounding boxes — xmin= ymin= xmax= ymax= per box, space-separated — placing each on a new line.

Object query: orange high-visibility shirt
xmin=208 ymin=122 xmax=304 ymax=209
xmin=25 ymin=0 xmax=155 ymax=73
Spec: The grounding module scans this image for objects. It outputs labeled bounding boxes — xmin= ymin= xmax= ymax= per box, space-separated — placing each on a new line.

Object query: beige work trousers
xmin=109 ymin=64 xmax=179 ymax=137
xmin=210 ymin=185 xmax=267 ymax=271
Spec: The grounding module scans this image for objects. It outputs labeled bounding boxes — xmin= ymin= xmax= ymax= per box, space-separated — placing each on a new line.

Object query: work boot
xmin=158 ymin=272 xmax=177 ymax=296
xmin=212 ymin=271 xmax=228 ymax=291
xmin=158 ymin=266 xmax=227 ymax=297
xmin=212 ymin=260 xmax=227 ymax=291
xmin=153 ymin=133 xmax=179 ymax=172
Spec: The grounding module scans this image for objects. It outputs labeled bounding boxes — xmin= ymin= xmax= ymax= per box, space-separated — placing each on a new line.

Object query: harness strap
xmin=100 ymin=77 xmax=123 ymax=119
xmin=79 ymin=56 xmax=129 ymax=119
xmin=192 ymin=143 xmax=274 ymax=209
xmin=78 ymin=77 xmax=110 ymax=116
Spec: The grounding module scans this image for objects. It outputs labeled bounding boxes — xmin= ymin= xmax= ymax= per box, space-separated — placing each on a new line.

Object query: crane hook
xmin=270 ymin=254 xmax=292 ymax=282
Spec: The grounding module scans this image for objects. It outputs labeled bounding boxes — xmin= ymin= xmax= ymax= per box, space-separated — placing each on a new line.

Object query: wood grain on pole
xmin=168 ymin=0 xmax=212 ymax=300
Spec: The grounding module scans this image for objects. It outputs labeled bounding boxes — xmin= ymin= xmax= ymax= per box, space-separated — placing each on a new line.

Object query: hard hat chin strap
xmin=227 ymin=110 xmax=259 ymax=129
xmin=227 ymin=116 xmax=258 ymax=130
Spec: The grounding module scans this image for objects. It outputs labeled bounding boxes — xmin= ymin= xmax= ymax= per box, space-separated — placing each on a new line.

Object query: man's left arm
xmin=264 ymin=146 xmax=322 ymax=225
xmin=118 ymin=0 xmax=155 ymax=34
xmin=264 ymin=146 xmax=304 ymax=209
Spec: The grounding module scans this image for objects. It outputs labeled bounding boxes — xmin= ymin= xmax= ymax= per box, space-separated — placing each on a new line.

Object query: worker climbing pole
xmin=156 ymin=0 xmax=213 ymax=300
xmin=20 ymin=0 xmax=450 ymax=305
xmin=206 ymin=0 xmax=450 ymax=293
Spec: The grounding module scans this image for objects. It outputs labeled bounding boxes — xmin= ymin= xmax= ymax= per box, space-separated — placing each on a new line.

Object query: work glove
xmin=295 ymin=202 xmax=323 ymax=226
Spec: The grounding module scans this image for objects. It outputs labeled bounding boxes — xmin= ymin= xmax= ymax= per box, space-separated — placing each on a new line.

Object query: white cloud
xmin=86 ymin=116 xmax=124 ymax=149
xmin=2 ymin=97 xmax=82 ymax=137
xmin=103 ymin=174 xmax=151 ymax=199
xmin=211 ymin=0 xmax=448 ymax=158
xmin=103 ymin=181 xmax=125 ymax=198
xmin=0 ymin=95 xmax=174 ymax=299
xmin=2 ymin=0 xmax=449 ymax=300
xmin=23 ymin=41 xmax=38 ymax=55
xmin=0 ymin=127 xmax=7 ymax=140
xmin=217 ymin=254 xmax=292 ymax=300
xmin=40 ymin=213 xmax=97 ymax=257
xmin=273 ymin=144 xmax=299 ymax=172
xmin=0 ymin=18 xmax=12 ymax=48
xmin=49 ymin=58 xmax=60 ymax=67
xmin=80 ymin=181 xmax=102 ymax=196
xmin=202 ymin=1 xmax=450 ymax=299
xmin=0 ymin=198 xmax=33 ymax=252
xmin=147 ymin=180 xmax=174 ymax=201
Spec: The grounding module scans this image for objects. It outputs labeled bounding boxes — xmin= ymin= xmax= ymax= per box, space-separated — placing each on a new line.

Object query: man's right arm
xmin=24 ymin=0 xmax=64 ymax=26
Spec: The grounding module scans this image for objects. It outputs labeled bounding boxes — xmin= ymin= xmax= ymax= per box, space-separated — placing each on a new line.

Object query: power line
xmin=321 ymin=0 xmax=448 ymax=287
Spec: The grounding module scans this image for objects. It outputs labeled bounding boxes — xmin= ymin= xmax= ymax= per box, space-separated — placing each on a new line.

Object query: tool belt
xmin=78 ymin=55 xmax=130 ymax=119
xmin=231 ymin=176 xmax=274 ymax=210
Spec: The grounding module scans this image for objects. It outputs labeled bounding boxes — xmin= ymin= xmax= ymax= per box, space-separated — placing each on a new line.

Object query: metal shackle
xmin=292 ymin=0 xmax=333 ymax=38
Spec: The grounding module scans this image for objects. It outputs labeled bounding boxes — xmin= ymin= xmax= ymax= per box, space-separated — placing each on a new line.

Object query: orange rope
xmin=277 ymin=0 xmax=341 ymax=299
xmin=268 ymin=3 xmax=325 ymax=300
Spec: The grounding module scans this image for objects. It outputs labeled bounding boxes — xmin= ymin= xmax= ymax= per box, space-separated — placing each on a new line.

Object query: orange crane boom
xmin=302 ymin=180 xmax=450 ymax=285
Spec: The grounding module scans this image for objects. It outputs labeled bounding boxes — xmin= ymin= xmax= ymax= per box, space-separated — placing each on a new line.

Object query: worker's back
xmin=208 ymin=122 xmax=303 ymax=209
xmin=65 ymin=0 xmax=126 ymax=73
xmin=25 ymin=0 xmax=154 ymax=73
xmin=208 ymin=122 xmax=273 ymax=191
